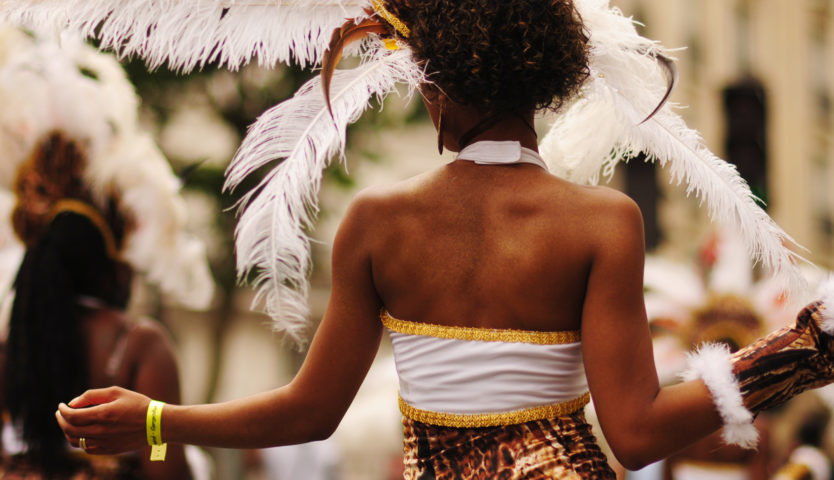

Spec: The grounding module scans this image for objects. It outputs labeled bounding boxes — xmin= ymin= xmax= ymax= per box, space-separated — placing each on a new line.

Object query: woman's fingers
xmin=56 ymin=387 xmax=151 ymax=456
xmin=69 ymin=386 xmax=124 ymax=408
xmin=61 ymin=432 xmax=109 ymax=455
xmin=57 ymin=402 xmax=105 ymax=427
xmin=56 ymin=406 xmax=96 ymax=437
xmin=57 ymin=408 xmax=137 ymax=455
xmin=59 ymin=386 xmax=134 ymax=427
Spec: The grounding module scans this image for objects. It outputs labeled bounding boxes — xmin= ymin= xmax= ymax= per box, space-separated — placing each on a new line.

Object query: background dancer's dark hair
xmin=4 ymin=211 xmax=132 ymax=474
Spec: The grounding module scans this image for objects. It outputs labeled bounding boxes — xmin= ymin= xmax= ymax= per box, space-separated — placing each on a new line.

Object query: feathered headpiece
xmin=0 ymin=0 xmax=807 ymax=347
xmin=0 ymin=26 xmax=215 ymax=310
xmin=643 ymin=226 xmax=826 ymax=388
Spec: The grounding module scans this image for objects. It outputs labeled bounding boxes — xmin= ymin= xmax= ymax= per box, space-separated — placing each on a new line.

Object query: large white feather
xmin=5 ymin=0 xmax=807 ymax=338
xmin=541 ymin=0 xmax=807 ymax=298
xmin=224 ymin=48 xmax=422 ymax=347
xmin=0 ymin=0 xmax=368 ymax=71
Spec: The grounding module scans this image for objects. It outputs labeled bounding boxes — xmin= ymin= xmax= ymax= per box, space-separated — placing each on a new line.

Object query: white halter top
xmin=383 ymin=312 xmax=588 ymax=428
xmin=455 ymin=140 xmax=549 ymax=170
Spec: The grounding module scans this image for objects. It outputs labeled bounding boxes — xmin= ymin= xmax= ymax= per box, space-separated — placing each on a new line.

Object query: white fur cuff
xmin=818 ymin=277 xmax=834 ymax=336
xmin=681 ymin=343 xmax=758 ymax=449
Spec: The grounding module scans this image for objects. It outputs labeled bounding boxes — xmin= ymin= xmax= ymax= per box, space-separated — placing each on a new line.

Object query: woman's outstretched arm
xmin=56 ymin=197 xmax=385 ymax=453
xmin=580 ymin=191 xmax=723 ymax=470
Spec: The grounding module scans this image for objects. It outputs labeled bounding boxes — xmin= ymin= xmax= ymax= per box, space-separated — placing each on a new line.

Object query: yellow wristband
xmin=146 ymin=400 xmax=167 ymax=461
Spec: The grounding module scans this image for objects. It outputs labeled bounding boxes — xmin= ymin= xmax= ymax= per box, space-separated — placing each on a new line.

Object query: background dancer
xmin=0 ymin=27 xmax=214 ymax=479
xmin=2 ymin=137 xmax=191 ymax=478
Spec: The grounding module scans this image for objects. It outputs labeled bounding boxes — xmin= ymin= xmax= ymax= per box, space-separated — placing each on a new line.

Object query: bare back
xmin=354 ymin=158 xmax=638 ymax=333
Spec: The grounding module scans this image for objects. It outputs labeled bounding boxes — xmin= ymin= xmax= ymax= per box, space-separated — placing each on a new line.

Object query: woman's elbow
xmin=284 ymin=387 xmax=346 ymax=443
xmin=607 ymin=436 xmax=658 ymax=471
xmin=305 ymin=421 xmax=339 ymax=442
xmin=615 ymin=453 xmax=653 ymax=472
xmin=295 ymin=408 xmax=344 ymax=443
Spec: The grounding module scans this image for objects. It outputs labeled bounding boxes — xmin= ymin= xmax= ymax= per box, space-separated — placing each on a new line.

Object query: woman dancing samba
xmin=41 ymin=0 xmax=834 ymax=478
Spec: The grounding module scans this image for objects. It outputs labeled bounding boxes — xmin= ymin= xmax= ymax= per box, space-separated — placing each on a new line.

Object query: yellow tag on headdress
xmin=383 ymin=38 xmax=400 ymax=50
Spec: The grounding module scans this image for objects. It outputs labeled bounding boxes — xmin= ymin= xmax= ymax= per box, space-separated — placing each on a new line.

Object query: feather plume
xmin=224 ymin=48 xmax=422 ymax=347
xmin=323 ymin=17 xmax=390 ymax=116
xmin=541 ymin=0 xmax=807 ymax=297
xmin=0 ymin=0 xmax=369 ymax=71
xmin=0 ymin=26 xmax=215 ymax=309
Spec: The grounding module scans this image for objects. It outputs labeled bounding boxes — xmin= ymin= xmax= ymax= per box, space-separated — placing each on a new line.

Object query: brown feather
xmin=639 ymin=53 xmax=678 ymax=125
xmin=322 ymin=18 xmax=389 ymax=118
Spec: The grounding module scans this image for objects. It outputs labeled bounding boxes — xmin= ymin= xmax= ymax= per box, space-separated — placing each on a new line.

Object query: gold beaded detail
xmin=380 ymin=311 xmax=580 ymax=345
xmin=398 ymin=392 xmax=591 ymax=428
xmin=371 ymin=0 xmax=411 ymax=38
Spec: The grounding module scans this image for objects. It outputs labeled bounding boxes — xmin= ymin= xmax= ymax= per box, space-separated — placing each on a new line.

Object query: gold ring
xmin=79 ymin=437 xmax=87 ymax=450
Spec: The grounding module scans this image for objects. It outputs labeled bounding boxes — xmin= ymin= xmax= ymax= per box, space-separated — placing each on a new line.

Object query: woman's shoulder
xmin=341 ymin=172 xmax=439 ymax=224
xmin=125 ymin=317 xmax=176 ymax=353
xmin=107 ymin=316 xmax=178 ymax=380
xmin=536 ymin=180 xmax=644 ymax=248
xmin=354 ymin=170 xmax=439 ymax=204
xmin=569 ymin=184 xmax=645 ymax=251
xmin=535 ymin=176 xmax=642 ymax=218
xmin=120 ymin=317 xmax=182 ymax=401
xmin=574 ymin=183 xmax=641 ymax=214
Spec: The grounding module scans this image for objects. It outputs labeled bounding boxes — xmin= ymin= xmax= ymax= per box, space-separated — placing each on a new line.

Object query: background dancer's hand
xmin=56 ymin=386 xmax=151 ymax=455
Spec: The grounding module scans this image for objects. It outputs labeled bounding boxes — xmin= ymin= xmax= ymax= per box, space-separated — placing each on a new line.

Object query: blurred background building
xmin=613 ymin=0 xmax=834 ymax=267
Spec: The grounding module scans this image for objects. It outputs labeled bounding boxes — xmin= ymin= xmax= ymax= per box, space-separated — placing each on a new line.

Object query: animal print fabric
xmin=402 ymin=410 xmax=616 ymax=479
xmin=731 ymin=300 xmax=834 ymax=414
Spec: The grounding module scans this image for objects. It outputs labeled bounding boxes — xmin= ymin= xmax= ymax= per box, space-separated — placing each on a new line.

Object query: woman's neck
xmin=450 ymin=111 xmax=538 ymax=152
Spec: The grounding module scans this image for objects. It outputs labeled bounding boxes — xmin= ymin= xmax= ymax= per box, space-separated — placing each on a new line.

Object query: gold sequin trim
xmin=380 ymin=311 xmax=580 ymax=345
xmin=371 ymin=0 xmax=411 ymax=38
xmin=399 ymin=392 xmax=591 ymax=428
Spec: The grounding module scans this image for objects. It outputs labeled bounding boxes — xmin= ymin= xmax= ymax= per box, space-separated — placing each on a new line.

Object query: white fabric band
xmin=456 ymin=141 xmax=548 ymax=170
xmin=681 ymin=342 xmax=758 ymax=449
xmin=388 ymin=330 xmax=587 ymax=414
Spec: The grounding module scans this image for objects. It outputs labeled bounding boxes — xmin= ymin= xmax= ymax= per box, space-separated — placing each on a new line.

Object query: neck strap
xmin=456 ymin=141 xmax=548 ymax=170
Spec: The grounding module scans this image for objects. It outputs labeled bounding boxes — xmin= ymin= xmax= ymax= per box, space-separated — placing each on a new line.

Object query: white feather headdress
xmin=0 ymin=0 xmax=807 ymax=347
xmin=540 ymin=0 xmax=806 ymax=297
xmin=0 ymin=26 xmax=215 ymax=310
xmin=0 ymin=0 xmax=366 ymax=71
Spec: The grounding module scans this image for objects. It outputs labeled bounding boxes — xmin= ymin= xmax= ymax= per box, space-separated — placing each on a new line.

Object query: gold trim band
xmin=371 ymin=0 xmax=411 ymax=38
xmin=380 ymin=311 xmax=580 ymax=345
xmin=399 ymin=392 xmax=591 ymax=428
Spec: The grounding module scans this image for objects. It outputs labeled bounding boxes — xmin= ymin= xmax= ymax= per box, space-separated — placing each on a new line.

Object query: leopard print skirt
xmin=402 ymin=410 xmax=616 ymax=479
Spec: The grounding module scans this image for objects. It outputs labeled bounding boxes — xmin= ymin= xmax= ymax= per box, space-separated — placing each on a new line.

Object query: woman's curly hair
xmin=384 ymin=0 xmax=590 ymax=113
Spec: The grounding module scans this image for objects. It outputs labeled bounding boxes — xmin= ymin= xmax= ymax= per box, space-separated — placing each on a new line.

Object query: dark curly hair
xmin=12 ymin=133 xmax=130 ymax=249
xmin=382 ymin=0 xmax=590 ymax=114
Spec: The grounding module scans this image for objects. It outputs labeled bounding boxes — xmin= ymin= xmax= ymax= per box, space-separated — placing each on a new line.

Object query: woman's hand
xmin=55 ymin=386 xmax=151 ymax=455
